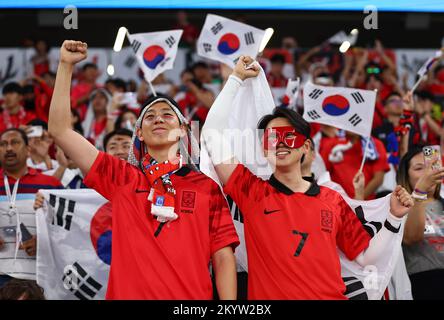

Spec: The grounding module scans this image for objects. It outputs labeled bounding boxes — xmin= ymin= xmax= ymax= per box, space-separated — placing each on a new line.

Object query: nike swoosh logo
xmin=264 ymin=209 xmax=280 ymax=215
xmin=135 ymin=189 xmax=150 ymax=193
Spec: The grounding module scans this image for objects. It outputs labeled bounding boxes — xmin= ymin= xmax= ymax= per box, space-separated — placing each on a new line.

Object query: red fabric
xmin=372 ymin=101 xmax=387 ymax=129
xmin=0 ymin=109 xmax=36 ymax=133
xmin=173 ymin=23 xmax=199 ymax=45
xmin=83 ymin=152 xmax=239 ymax=299
xmin=86 ymin=117 xmax=107 ymax=146
xmin=223 ymin=164 xmax=371 ymax=300
xmin=426 ymin=83 xmax=444 ymax=96
xmin=176 ymin=91 xmax=209 ymax=124
xmin=0 ymin=167 xmax=62 ymax=194
xmin=71 ymin=83 xmax=95 ymax=120
xmin=267 ymin=73 xmax=288 ymax=88
xmin=33 ymin=61 xmax=49 ymax=77
xmin=33 ymin=81 xmax=53 ymax=122
xmin=320 ymin=137 xmax=390 ymax=199
xmin=367 ymin=49 xmax=396 ymax=68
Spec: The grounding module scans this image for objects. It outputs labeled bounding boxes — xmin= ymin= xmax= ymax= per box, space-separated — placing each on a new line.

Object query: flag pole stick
xmin=410 ymin=75 xmax=424 ymax=94
xmin=147 ymin=79 xmax=157 ymax=97
xmin=359 ymin=135 xmax=371 ymax=173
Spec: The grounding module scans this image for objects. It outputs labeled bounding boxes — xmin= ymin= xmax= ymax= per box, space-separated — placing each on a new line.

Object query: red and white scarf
xmin=142 ymin=153 xmax=183 ymax=223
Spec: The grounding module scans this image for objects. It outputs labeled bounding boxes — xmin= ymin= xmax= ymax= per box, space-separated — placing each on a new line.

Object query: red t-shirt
xmin=83 ymin=152 xmax=239 ymax=300
xmin=320 ymin=137 xmax=390 ymax=199
xmin=223 ymin=164 xmax=371 ymax=300
xmin=0 ymin=109 xmax=37 ymax=133
xmin=0 ymin=167 xmax=63 ymax=195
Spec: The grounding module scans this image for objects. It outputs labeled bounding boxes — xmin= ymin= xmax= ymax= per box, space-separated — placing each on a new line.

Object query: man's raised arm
xmin=202 ymin=56 xmax=260 ymax=185
xmin=48 ymin=40 xmax=98 ymax=176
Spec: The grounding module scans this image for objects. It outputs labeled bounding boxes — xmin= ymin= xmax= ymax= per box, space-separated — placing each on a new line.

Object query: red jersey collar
xmin=0 ymin=167 xmax=38 ymax=178
xmin=268 ymin=174 xmax=320 ymax=196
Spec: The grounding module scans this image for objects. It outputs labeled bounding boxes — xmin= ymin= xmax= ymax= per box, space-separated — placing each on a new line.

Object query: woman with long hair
xmin=397 ymin=145 xmax=444 ymax=299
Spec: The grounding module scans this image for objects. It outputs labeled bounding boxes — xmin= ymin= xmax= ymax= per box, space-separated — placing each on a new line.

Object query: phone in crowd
xmin=27 ymin=126 xmax=43 ymax=138
xmin=423 ymin=145 xmax=443 ymax=170
xmin=20 ymin=223 xmax=33 ymax=242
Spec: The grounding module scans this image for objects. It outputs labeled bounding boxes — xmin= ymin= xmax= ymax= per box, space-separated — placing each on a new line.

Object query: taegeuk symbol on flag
xmin=197 ymin=14 xmax=266 ymax=67
xmin=127 ymin=29 xmax=183 ymax=82
xmin=303 ymin=81 xmax=376 ymax=137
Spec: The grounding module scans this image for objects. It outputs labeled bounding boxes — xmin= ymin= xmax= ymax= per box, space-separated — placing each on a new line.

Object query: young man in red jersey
xmin=202 ymin=56 xmax=414 ymax=300
xmin=48 ymin=40 xmax=239 ymax=300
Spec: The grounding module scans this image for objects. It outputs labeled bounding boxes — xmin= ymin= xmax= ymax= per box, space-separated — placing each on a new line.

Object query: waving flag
xmin=303 ymin=81 xmax=376 ymax=137
xmin=417 ymin=50 xmax=442 ymax=77
xmin=197 ymin=14 xmax=265 ymax=67
xmin=127 ymin=30 xmax=183 ymax=82
xmin=36 ymin=189 xmax=111 ymax=300
xmin=281 ymin=78 xmax=300 ymax=109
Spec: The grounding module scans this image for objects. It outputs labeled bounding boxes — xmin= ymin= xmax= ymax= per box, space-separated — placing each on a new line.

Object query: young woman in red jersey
xmin=202 ymin=56 xmax=414 ymax=300
xmin=48 ymin=41 xmax=239 ymax=299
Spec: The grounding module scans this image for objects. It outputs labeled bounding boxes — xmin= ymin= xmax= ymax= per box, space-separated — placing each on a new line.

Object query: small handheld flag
xmin=127 ymin=29 xmax=183 ymax=94
xmin=303 ymin=82 xmax=376 ymax=137
xmin=197 ymin=14 xmax=266 ymax=67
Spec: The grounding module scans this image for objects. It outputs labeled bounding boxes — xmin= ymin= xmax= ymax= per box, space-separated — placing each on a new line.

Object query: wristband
xmin=414 ymin=188 xmax=428 ymax=195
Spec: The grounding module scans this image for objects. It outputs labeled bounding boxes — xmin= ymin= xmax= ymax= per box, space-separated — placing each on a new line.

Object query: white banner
xmin=36 ymin=189 xmax=110 ymax=300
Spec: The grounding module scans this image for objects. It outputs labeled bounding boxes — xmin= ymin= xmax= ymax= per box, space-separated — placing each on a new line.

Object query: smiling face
xmin=408 ymin=152 xmax=437 ymax=194
xmin=137 ymin=101 xmax=185 ymax=152
xmin=262 ymin=117 xmax=309 ymax=171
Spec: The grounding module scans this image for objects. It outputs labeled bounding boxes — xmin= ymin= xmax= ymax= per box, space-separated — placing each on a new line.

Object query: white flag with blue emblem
xmin=36 ymin=189 xmax=111 ymax=300
xmin=197 ymin=14 xmax=266 ymax=68
xmin=303 ymin=82 xmax=377 ymax=137
xmin=127 ymin=30 xmax=183 ymax=82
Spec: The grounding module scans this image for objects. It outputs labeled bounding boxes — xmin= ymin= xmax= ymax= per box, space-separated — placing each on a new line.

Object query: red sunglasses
xmin=263 ymin=126 xmax=306 ymax=150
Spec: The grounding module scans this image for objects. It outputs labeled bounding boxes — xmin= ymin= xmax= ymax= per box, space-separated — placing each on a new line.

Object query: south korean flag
xmin=303 ymin=82 xmax=376 ymax=137
xmin=197 ymin=14 xmax=266 ymax=67
xmin=127 ymin=30 xmax=183 ymax=82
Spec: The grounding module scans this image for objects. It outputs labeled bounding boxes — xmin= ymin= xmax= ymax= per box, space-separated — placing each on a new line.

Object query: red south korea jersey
xmin=223 ymin=164 xmax=371 ymax=300
xmin=84 ymin=152 xmax=239 ymax=300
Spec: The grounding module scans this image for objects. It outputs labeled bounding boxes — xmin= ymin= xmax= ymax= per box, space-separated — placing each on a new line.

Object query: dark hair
xmin=27 ymin=118 xmax=48 ymax=131
xmin=2 ymin=82 xmax=22 ymax=95
xmin=22 ymin=84 xmax=35 ymax=95
xmin=415 ymin=90 xmax=435 ymax=103
xmin=257 ymin=108 xmax=311 ymax=163
xmin=0 ymin=279 xmax=45 ymax=300
xmin=396 ymin=144 xmax=441 ymax=199
xmin=114 ymin=108 xmax=138 ymax=130
xmin=191 ymin=61 xmax=209 ymax=72
xmin=0 ymin=128 xmax=29 ymax=146
xmin=82 ymin=63 xmax=98 ymax=72
xmin=71 ymin=108 xmax=84 ymax=136
xmin=141 ymin=93 xmax=186 ymax=120
xmin=103 ymin=128 xmax=133 ymax=152
xmin=383 ymin=91 xmax=402 ymax=105
xmin=106 ymin=78 xmax=127 ymax=92
xmin=270 ymin=54 xmax=286 ymax=65
xmin=257 ymin=107 xmax=311 ymax=139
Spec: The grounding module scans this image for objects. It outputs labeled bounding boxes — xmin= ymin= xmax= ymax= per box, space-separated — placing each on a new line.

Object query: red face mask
xmin=263 ymin=126 xmax=306 ymax=150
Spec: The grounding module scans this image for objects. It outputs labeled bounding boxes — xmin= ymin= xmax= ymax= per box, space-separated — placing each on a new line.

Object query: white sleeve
xmin=355 ymin=212 xmax=403 ymax=266
xmin=201 ymin=75 xmax=243 ymax=164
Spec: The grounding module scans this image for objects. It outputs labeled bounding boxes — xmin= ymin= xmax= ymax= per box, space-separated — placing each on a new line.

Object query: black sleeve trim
xmin=384 ymin=219 xmax=401 ymax=234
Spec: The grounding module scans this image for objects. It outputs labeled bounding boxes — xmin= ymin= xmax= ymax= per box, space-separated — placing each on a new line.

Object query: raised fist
xmin=60 ymin=40 xmax=88 ymax=65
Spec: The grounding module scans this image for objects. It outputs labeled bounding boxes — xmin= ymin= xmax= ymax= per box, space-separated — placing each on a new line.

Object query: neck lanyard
xmin=4 ymin=175 xmax=22 ymax=260
xmin=4 ymin=175 xmax=20 ymax=213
